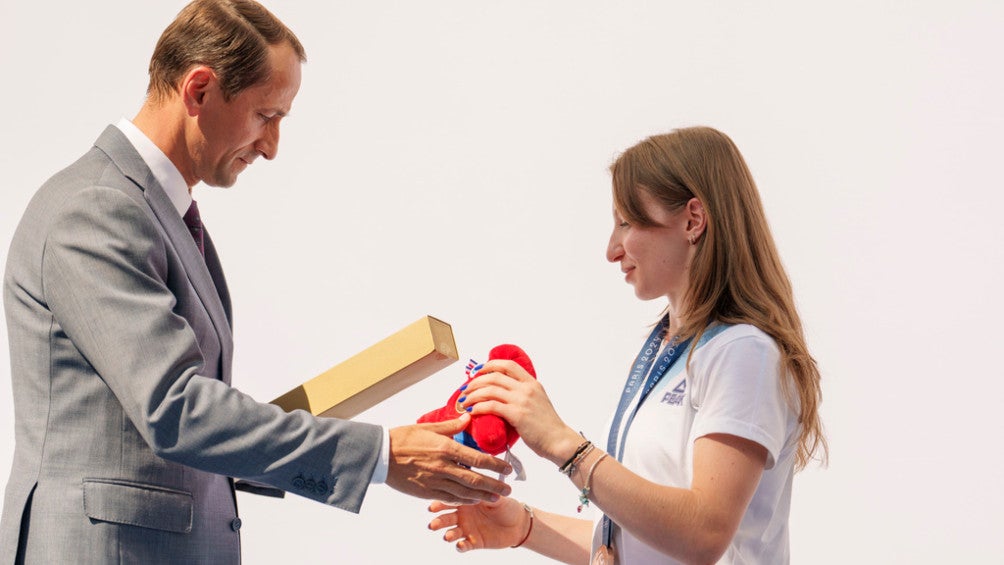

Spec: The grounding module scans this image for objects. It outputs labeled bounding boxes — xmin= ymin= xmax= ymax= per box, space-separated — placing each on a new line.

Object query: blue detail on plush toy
xmin=454 ymin=430 xmax=482 ymax=452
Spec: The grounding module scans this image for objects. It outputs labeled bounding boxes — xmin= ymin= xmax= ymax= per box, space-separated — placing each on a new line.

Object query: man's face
xmin=192 ymin=42 xmax=302 ymax=188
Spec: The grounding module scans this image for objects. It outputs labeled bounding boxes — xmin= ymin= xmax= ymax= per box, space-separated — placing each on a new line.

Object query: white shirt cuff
xmin=370 ymin=427 xmax=390 ymax=484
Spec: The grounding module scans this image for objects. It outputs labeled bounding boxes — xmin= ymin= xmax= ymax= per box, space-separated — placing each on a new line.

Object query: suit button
xmin=231 ymin=518 xmax=242 ymax=531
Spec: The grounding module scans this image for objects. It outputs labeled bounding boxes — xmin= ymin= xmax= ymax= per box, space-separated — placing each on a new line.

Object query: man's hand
xmin=386 ymin=414 xmax=513 ymax=505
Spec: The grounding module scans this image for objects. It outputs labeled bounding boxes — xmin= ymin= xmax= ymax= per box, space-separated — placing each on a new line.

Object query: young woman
xmin=428 ymin=126 xmax=827 ymax=564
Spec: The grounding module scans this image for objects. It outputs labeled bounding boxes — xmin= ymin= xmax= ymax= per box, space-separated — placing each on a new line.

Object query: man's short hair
xmin=147 ymin=0 xmax=306 ymax=102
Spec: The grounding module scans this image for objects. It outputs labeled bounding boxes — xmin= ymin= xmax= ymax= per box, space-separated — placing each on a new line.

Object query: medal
xmin=591 ymin=544 xmax=614 ymax=565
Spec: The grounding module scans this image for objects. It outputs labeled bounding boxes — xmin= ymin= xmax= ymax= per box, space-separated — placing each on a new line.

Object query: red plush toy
xmin=418 ymin=344 xmax=536 ymax=456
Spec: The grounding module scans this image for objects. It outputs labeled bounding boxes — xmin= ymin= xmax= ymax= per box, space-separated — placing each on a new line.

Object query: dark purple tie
xmin=183 ymin=200 xmax=205 ymax=257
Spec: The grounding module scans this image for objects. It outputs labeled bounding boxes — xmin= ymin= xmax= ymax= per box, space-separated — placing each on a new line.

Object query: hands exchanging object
xmin=456 ymin=358 xmax=583 ymax=467
xmin=425 ymin=359 xmax=585 ymax=554
xmin=383 ymin=355 xmax=577 ymax=510
xmin=386 ymin=413 xmax=515 ymax=505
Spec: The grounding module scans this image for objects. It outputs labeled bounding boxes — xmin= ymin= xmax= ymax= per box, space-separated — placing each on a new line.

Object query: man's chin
xmin=203 ymin=174 xmax=238 ymax=189
xmin=214 ymin=162 xmax=250 ymax=188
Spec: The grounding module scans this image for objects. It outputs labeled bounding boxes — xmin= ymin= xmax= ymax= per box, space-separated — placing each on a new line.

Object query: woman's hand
xmin=460 ymin=359 xmax=583 ymax=466
xmin=428 ymin=496 xmax=528 ymax=552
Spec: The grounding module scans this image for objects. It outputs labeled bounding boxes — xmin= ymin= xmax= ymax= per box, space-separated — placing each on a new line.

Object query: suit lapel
xmin=203 ymin=230 xmax=234 ymax=384
xmin=93 ymin=126 xmax=234 ymax=382
xmin=203 ymin=231 xmax=232 ymax=326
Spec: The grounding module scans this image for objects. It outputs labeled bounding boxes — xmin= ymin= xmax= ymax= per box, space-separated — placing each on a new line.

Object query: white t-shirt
xmin=592 ymin=324 xmax=799 ymax=564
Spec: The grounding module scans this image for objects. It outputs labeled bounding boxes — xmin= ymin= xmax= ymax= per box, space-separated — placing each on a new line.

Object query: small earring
xmin=688 ymin=234 xmax=696 ymax=245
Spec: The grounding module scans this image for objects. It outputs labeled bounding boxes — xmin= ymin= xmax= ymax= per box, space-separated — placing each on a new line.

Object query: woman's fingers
xmin=474 ymin=359 xmax=532 ymax=382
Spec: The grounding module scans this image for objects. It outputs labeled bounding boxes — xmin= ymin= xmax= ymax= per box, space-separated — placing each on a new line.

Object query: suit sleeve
xmin=40 ymin=184 xmax=381 ymax=512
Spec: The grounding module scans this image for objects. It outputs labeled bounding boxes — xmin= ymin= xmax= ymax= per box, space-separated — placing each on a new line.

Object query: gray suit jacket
xmin=1 ymin=126 xmax=382 ymax=563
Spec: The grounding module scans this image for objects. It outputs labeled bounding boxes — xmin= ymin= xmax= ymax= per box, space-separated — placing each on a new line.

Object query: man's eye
xmin=618 ymin=221 xmax=629 ymax=228
xmin=259 ymin=113 xmax=273 ymax=122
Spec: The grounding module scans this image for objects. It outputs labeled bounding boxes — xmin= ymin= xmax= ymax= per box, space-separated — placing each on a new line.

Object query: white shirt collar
xmin=115 ymin=117 xmax=191 ymax=217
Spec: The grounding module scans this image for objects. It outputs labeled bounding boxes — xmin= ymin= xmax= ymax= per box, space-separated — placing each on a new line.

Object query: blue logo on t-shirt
xmin=661 ymin=380 xmax=686 ymax=406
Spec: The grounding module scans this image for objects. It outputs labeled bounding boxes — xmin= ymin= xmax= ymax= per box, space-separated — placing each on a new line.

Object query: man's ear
xmin=181 ymin=66 xmax=217 ymax=117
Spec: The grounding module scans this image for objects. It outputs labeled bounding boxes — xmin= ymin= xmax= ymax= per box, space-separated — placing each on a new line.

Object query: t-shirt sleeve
xmin=688 ymin=331 xmax=791 ymax=469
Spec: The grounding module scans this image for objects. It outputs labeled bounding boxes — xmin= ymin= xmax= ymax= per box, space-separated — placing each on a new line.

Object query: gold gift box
xmin=271 ymin=316 xmax=458 ymax=419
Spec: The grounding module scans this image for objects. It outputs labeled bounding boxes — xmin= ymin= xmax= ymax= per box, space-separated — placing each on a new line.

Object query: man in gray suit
xmin=0 ymin=1 xmax=512 ymax=562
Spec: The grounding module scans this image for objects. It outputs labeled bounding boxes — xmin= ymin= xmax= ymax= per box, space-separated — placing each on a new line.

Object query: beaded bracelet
xmin=510 ymin=503 xmax=535 ymax=548
xmin=577 ymin=452 xmax=608 ymax=512
xmin=566 ymin=443 xmax=595 ymax=477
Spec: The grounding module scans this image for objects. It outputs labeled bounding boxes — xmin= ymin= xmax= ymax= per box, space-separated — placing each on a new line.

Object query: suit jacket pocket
xmin=82 ymin=478 xmax=193 ymax=534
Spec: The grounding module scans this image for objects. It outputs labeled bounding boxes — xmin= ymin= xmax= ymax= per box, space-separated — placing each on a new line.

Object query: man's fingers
xmin=433 ymin=483 xmax=499 ymax=505
xmin=451 ymin=469 xmax=511 ymax=499
xmin=451 ymin=444 xmax=512 ymax=477
xmin=431 ymin=491 xmax=481 ymax=506
xmin=420 ymin=412 xmax=470 ymax=436
xmin=438 ymin=456 xmax=512 ymax=500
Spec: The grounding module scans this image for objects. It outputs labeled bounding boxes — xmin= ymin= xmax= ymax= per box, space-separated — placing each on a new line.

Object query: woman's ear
xmin=685 ymin=197 xmax=707 ymax=245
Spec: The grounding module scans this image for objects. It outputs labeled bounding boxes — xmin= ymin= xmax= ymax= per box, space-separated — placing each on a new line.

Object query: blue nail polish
xmin=459 ymin=383 xmax=467 ymax=391
xmin=465 ymin=406 xmax=472 ymax=412
xmin=457 ymin=396 xmax=467 ymax=403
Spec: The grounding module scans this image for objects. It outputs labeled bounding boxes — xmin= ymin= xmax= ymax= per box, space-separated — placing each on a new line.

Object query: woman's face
xmin=606 ymin=190 xmax=694 ymax=304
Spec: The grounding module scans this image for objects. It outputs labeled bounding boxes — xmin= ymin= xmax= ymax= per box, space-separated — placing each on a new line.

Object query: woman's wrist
xmin=510 ymin=503 xmax=535 ymax=548
xmin=548 ymin=428 xmax=590 ymax=467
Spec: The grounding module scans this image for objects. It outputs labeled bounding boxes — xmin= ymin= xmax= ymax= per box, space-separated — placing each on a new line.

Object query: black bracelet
xmin=558 ymin=438 xmax=592 ymax=475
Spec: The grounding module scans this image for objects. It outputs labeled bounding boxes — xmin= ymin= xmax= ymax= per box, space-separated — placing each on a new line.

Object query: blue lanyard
xmin=602 ymin=315 xmax=692 ymax=548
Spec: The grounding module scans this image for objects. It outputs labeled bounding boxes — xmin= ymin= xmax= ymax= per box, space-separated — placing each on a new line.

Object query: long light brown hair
xmin=611 ymin=126 xmax=827 ymax=469
xmin=147 ymin=0 xmax=306 ymax=102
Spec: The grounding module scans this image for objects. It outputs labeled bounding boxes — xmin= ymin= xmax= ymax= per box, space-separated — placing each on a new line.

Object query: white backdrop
xmin=2 ymin=1 xmax=1002 ymax=563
